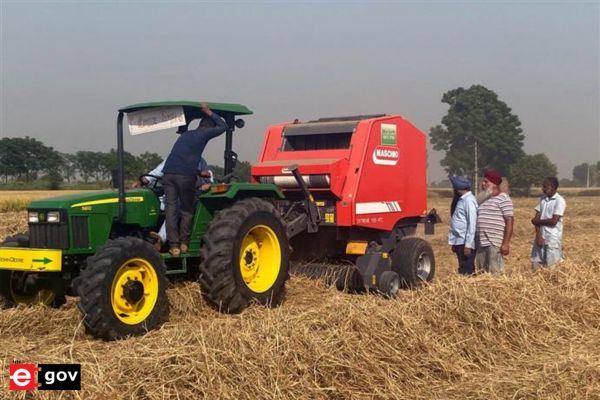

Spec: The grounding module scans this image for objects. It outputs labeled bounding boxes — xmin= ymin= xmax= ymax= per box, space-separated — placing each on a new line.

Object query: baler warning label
xmin=372 ymin=146 xmax=400 ymax=166
xmin=381 ymin=124 xmax=397 ymax=145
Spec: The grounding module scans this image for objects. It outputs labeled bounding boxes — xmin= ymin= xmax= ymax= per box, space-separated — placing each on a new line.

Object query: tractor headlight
xmin=47 ymin=211 xmax=61 ymax=223
xmin=28 ymin=212 xmax=39 ymax=223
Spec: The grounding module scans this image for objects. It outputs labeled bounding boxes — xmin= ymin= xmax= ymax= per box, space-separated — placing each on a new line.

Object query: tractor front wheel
xmin=0 ymin=233 xmax=65 ymax=308
xmin=199 ymin=198 xmax=290 ymax=313
xmin=77 ymin=237 xmax=169 ymax=340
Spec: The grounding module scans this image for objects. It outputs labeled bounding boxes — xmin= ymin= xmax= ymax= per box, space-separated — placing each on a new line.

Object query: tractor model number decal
xmin=372 ymin=146 xmax=400 ymax=166
xmin=381 ymin=123 xmax=397 ymax=145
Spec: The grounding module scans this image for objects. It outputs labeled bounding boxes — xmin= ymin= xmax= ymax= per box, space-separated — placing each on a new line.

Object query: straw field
xmin=0 ymin=192 xmax=599 ymax=399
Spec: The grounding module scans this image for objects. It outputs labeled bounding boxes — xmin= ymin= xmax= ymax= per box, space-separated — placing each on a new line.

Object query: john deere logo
xmin=381 ymin=124 xmax=397 ymax=145
xmin=39 ymin=213 xmax=46 ymax=222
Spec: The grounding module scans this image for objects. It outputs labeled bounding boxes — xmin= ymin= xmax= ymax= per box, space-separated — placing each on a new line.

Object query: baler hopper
xmin=252 ymin=114 xmax=439 ymax=296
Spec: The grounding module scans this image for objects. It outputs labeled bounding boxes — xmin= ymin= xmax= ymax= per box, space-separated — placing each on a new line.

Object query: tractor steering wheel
xmin=215 ymin=172 xmax=239 ymax=184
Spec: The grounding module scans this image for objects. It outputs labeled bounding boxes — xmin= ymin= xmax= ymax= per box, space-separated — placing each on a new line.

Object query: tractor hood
xmin=28 ymin=189 xmax=154 ymax=210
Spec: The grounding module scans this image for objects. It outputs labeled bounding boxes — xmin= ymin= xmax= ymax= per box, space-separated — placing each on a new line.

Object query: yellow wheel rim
xmin=9 ymin=272 xmax=55 ymax=306
xmin=239 ymin=224 xmax=281 ymax=293
xmin=111 ymin=258 xmax=159 ymax=325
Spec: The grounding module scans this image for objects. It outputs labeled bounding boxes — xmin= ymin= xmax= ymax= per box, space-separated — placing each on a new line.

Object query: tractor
xmin=0 ymin=101 xmax=438 ymax=341
xmin=0 ymin=101 xmax=292 ymax=340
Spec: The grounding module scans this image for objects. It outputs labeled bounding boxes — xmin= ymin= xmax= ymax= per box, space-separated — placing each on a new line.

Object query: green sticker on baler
xmin=381 ymin=124 xmax=397 ymax=145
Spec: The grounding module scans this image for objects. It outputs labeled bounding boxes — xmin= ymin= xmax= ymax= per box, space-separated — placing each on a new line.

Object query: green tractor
xmin=0 ymin=101 xmax=291 ymax=340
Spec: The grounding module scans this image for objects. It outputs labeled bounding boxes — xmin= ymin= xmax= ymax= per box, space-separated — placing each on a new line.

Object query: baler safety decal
xmin=355 ymin=202 xmax=401 ymax=215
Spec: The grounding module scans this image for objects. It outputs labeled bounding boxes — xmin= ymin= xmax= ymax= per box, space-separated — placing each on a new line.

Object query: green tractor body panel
xmin=187 ymin=183 xmax=285 ymax=253
xmin=27 ymin=190 xmax=160 ymax=255
xmin=25 ymin=183 xmax=283 ymax=258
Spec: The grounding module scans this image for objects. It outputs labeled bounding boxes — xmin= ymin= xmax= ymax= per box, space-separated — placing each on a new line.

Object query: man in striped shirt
xmin=475 ymin=170 xmax=514 ymax=274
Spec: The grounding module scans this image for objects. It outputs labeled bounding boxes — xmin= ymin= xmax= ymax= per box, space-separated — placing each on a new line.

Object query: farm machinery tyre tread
xmin=77 ymin=237 xmax=169 ymax=340
xmin=392 ymin=237 xmax=435 ymax=288
xmin=0 ymin=233 xmax=65 ymax=309
xmin=198 ymin=197 xmax=290 ymax=313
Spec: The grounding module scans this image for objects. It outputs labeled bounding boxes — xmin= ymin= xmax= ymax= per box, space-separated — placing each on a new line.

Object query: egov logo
xmin=9 ymin=363 xmax=81 ymax=391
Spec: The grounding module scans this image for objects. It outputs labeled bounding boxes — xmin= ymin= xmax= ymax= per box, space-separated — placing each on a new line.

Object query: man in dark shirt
xmin=162 ymin=103 xmax=227 ymax=256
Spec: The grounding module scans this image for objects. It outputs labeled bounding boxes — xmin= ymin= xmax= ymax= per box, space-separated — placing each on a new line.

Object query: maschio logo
xmin=372 ymin=146 xmax=400 ymax=166
xmin=9 ymin=364 xmax=37 ymax=391
xmin=9 ymin=363 xmax=81 ymax=391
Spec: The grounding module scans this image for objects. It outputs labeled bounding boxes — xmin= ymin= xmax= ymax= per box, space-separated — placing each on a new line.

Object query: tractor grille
xmin=71 ymin=216 xmax=90 ymax=248
xmin=29 ymin=223 xmax=69 ymax=249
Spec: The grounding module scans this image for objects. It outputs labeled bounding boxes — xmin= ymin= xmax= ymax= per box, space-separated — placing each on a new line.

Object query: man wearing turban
xmin=475 ymin=170 xmax=514 ymax=273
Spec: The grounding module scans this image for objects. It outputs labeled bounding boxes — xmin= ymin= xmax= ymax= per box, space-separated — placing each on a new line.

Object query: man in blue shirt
xmin=135 ymin=158 xmax=213 ymax=252
xmin=448 ymin=176 xmax=478 ymax=275
xmin=163 ymin=103 xmax=227 ymax=256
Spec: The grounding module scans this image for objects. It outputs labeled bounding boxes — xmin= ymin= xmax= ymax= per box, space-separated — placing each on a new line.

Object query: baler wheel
xmin=0 ymin=233 xmax=65 ymax=308
xmin=378 ymin=270 xmax=400 ymax=298
xmin=77 ymin=237 xmax=169 ymax=340
xmin=199 ymin=198 xmax=290 ymax=313
xmin=392 ymin=237 xmax=435 ymax=288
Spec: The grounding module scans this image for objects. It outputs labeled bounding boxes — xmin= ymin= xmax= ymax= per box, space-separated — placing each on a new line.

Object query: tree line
xmin=0 ymin=137 xmax=251 ymax=189
xmin=429 ymin=85 xmax=599 ymax=190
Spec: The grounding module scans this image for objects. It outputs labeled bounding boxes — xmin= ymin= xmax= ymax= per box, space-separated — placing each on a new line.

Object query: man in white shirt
xmin=531 ymin=177 xmax=566 ymax=270
xmin=448 ymin=176 xmax=478 ymax=275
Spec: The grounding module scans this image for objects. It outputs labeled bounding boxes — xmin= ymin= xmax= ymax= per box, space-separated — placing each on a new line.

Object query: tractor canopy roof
xmin=119 ymin=101 xmax=252 ymax=135
xmin=120 ymin=100 xmax=252 ymax=117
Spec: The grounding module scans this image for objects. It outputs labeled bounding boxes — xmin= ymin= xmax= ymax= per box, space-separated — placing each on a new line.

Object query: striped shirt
xmin=476 ymin=192 xmax=514 ymax=248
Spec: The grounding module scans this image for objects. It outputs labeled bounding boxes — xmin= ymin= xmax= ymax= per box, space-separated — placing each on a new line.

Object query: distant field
xmin=0 ymin=190 xmax=89 ymax=212
xmin=429 ymin=186 xmax=600 ymax=198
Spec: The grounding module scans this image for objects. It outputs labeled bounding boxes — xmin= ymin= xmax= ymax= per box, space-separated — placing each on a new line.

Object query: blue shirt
xmin=163 ymin=112 xmax=227 ymax=176
xmin=448 ymin=191 xmax=478 ymax=249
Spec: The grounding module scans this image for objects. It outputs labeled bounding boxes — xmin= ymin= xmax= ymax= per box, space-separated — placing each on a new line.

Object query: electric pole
xmin=474 ymin=140 xmax=478 ymax=194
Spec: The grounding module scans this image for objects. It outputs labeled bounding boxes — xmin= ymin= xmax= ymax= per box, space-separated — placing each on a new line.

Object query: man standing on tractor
xmin=475 ymin=170 xmax=514 ymax=274
xmin=448 ymin=176 xmax=478 ymax=275
xmin=530 ymin=177 xmax=566 ymax=270
xmin=162 ymin=103 xmax=227 ymax=256
xmin=134 ymin=157 xmax=213 ymax=252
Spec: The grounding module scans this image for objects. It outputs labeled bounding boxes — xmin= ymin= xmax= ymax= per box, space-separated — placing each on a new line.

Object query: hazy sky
xmin=1 ymin=1 xmax=599 ymax=182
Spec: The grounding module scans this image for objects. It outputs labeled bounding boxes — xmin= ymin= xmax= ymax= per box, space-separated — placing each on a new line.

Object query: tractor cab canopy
xmin=119 ymin=101 xmax=253 ymax=135
xmin=115 ymin=100 xmax=252 ymax=221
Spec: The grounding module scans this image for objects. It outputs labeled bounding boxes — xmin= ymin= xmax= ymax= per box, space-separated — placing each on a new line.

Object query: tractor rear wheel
xmin=199 ymin=198 xmax=289 ymax=313
xmin=391 ymin=237 xmax=435 ymax=288
xmin=77 ymin=237 xmax=169 ymax=340
xmin=0 ymin=233 xmax=65 ymax=308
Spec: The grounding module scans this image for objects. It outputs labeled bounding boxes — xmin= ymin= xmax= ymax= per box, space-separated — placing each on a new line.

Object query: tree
xmin=137 ymin=152 xmax=163 ymax=174
xmin=572 ymin=162 xmax=599 ymax=187
xmin=0 ymin=137 xmax=62 ymax=181
xmin=430 ymin=85 xmax=525 ymax=183
xmin=509 ymin=153 xmax=557 ymax=191
xmin=59 ymin=153 xmax=78 ymax=183
xmin=74 ymin=151 xmax=103 ymax=183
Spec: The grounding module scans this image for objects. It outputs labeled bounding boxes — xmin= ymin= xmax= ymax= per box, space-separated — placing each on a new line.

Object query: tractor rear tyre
xmin=391 ymin=237 xmax=435 ymax=288
xmin=0 ymin=233 xmax=65 ymax=308
xmin=77 ymin=237 xmax=169 ymax=340
xmin=199 ymin=198 xmax=289 ymax=313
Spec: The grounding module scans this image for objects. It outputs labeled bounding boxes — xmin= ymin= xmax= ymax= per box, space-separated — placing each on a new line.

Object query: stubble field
xmin=0 ymin=191 xmax=599 ymax=399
